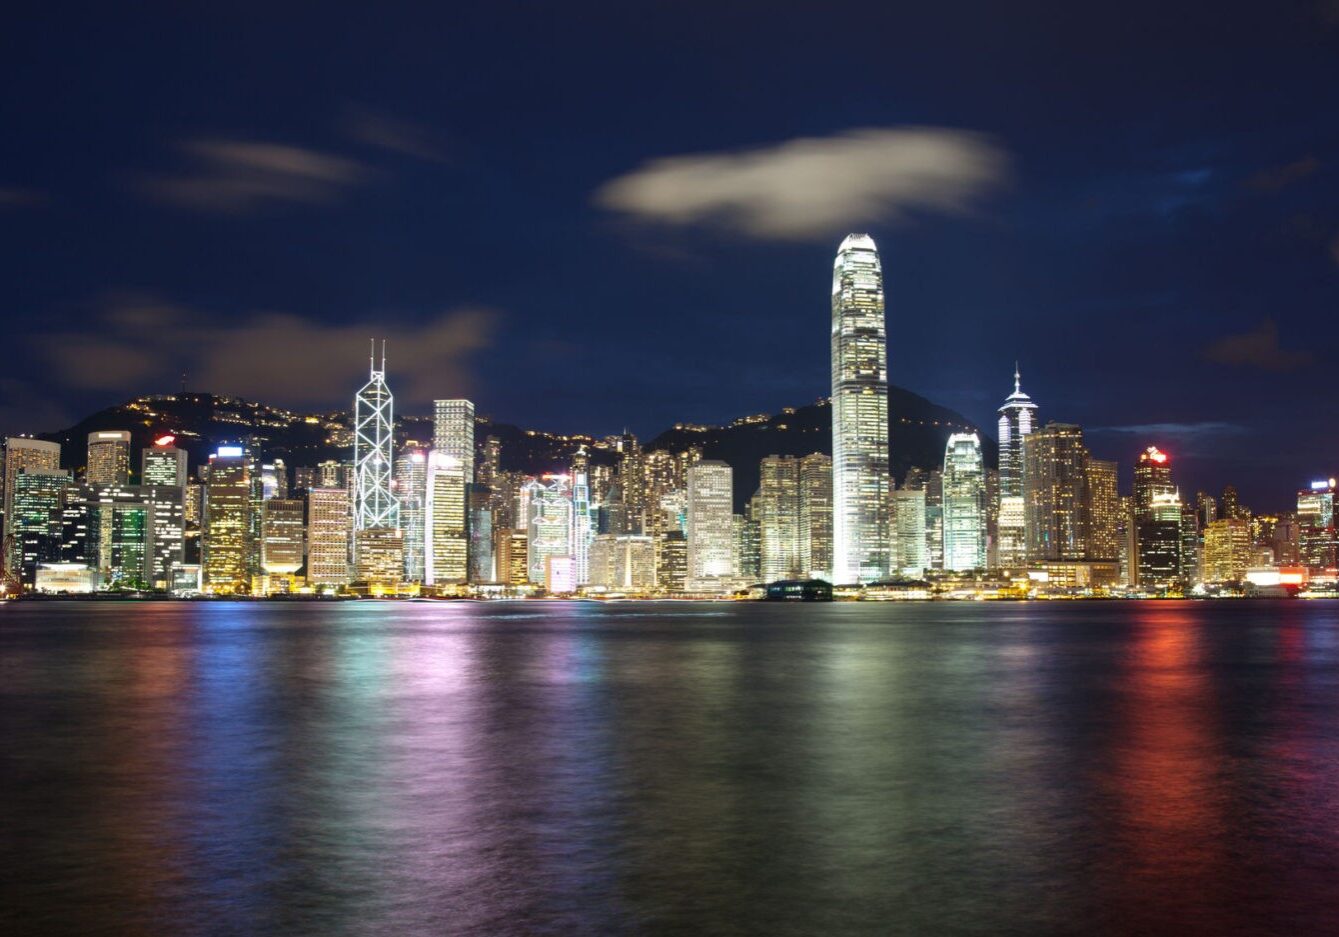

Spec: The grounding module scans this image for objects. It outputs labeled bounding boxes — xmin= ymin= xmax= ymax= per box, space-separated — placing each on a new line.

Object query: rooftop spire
xmin=1014 ymin=361 xmax=1021 ymax=395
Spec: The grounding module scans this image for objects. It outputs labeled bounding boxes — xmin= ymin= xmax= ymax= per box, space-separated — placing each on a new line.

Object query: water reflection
xmin=4 ymin=600 xmax=1339 ymax=935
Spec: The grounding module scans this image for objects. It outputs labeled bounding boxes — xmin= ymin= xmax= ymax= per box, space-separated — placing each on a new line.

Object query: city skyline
xmin=3 ymin=3 xmax=1337 ymax=511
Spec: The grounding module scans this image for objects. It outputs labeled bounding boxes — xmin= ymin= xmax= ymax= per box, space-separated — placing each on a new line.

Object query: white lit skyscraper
xmin=830 ymin=234 xmax=889 ymax=584
xmin=432 ymin=399 xmax=475 ymax=485
xmin=996 ymin=365 xmax=1037 ymax=567
xmin=354 ymin=342 xmax=399 ymax=533
xmin=424 ymin=450 xmax=468 ymax=586
xmin=570 ymin=447 xmax=594 ymax=585
xmin=686 ymin=460 xmax=735 ymax=591
xmin=942 ymin=432 xmax=986 ymax=572
xmin=86 ymin=431 xmax=131 ymax=486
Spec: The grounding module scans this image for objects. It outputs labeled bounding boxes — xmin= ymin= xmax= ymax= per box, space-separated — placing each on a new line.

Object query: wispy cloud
xmin=342 ymin=108 xmax=447 ymax=161
xmin=0 ymin=186 xmax=45 ymax=207
xmin=1203 ymin=319 xmax=1313 ymax=371
xmin=1090 ymin=421 xmax=1249 ymax=437
xmin=141 ymin=139 xmax=367 ymax=213
xmin=39 ymin=293 xmax=499 ymax=408
xmin=1244 ymin=155 xmax=1321 ymax=192
xmin=594 ymin=127 xmax=1009 ymax=241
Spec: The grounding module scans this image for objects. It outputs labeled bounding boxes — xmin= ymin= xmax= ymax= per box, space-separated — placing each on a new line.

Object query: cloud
xmin=1090 ymin=422 xmax=1248 ymax=438
xmin=141 ymin=139 xmax=367 ymax=213
xmin=0 ymin=186 xmax=44 ymax=207
xmin=1203 ymin=319 xmax=1313 ymax=371
xmin=39 ymin=294 xmax=499 ymax=409
xmin=594 ymin=127 xmax=1009 ymax=240
xmin=342 ymin=108 xmax=447 ymax=161
xmin=1245 ymin=155 xmax=1321 ymax=192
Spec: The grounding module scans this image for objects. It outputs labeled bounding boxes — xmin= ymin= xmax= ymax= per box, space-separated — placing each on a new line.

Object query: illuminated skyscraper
xmin=1202 ymin=518 xmax=1251 ymax=583
xmin=424 ymin=450 xmax=468 ymax=586
xmin=353 ymin=342 xmax=399 ymax=534
xmin=394 ymin=449 xmax=428 ymax=581
xmin=1133 ymin=446 xmax=1181 ymax=590
xmin=686 ymin=460 xmax=735 ymax=591
xmin=996 ymin=366 xmax=1037 ymax=567
xmin=799 ymin=452 xmax=833 ymax=580
xmin=1023 ymin=423 xmax=1090 ymax=561
xmin=570 ymin=447 xmax=594 ymax=585
xmin=891 ymin=487 xmax=927 ymax=577
xmin=492 ymin=527 xmax=529 ymax=586
xmin=3 ymin=437 xmax=61 ymax=576
xmin=432 ymin=399 xmax=475 ymax=484
xmin=306 ymin=487 xmax=351 ymax=587
xmin=11 ymin=469 xmax=71 ymax=586
xmin=86 ymin=431 xmax=131 ymax=486
xmin=354 ymin=527 xmax=404 ymax=587
xmin=260 ymin=498 xmax=305 ymax=579
xmin=830 ymin=234 xmax=889 ymax=584
xmin=524 ymin=475 xmax=572 ymax=585
xmin=758 ymin=455 xmax=802 ymax=581
xmin=142 ymin=436 xmax=187 ymax=488
xmin=202 ymin=446 xmax=251 ymax=594
xmin=942 ymin=433 xmax=986 ymax=571
xmin=1086 ymin=458 xmax=1121 ymax=561
xmin=1297 ymin=478 xmax=1337 ymax=570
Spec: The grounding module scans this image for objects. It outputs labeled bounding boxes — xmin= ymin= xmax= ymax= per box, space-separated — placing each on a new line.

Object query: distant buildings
xmin=830 ymin=233 xmax=889 ymax=584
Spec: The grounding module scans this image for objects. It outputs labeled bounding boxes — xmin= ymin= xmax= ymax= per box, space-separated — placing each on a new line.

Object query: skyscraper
xmin=86 ymin=431 xmax=131 ymax=486
xmin=830 ymin=233 xmax=889 ymax=584
xmin=686 ymin=460 xmax=735 ymax=591
xmin=1023 ymin=423 xmax=1090 ymax=561
xmin=1133 ymin=447 xmax=1181 ymax=590
xmin=1086 ymin=458 xmax=1121 ymax=561
xmin=891 ymin=487 xmax=928 ymax=577
xmin=424 ymin=450 xmax=468 ymax=587
xmin=142 ymin=435 xmax=187 ymax=488
xmin=394 ymin=449 xmax=428 ymax=582
xmin=996 ymin=366 xmax=1038 ymax=567
xmin=3 ymin=437 xmax=61 ymax=575
xmin=11 ymin=469 xmax=71 ymax=586
xmin=432 ymin=399 xmax=475 ymax=485
xmin=306 ymin=487 xmax=351 ymax=588
xmin=202 ymin=446 xmax=251 ymax=594
xmin=524 ymin=475 xmax=572 ymax=585
xmin=942 ymin=433 xmax=986 ymax=571
xmin=354 ymin=342 xmax=399 ymax=534
xmin=798 ymin=452 xmax=833 ymax=580
xmin=758 ymin=455 xmax=802 ymax=581
xmin=260 ymin=498 xmax=305 ymax=577
xmin=570 ymin=447 xmax=594 ymax=585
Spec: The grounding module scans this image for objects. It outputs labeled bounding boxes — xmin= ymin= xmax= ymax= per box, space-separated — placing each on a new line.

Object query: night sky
xmin=3 ymin=2 xmax=1337 ymax=509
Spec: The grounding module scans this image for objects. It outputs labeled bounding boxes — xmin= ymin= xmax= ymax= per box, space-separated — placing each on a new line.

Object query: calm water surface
xmin=4 ymin=600 xmax=1339 ymax=935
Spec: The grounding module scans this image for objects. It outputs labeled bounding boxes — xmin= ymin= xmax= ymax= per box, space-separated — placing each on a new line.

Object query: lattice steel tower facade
xmin=353 ymin=341 xmax=400 ymax=533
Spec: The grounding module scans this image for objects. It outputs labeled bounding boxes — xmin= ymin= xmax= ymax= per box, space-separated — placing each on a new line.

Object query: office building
xmin=830 ymin=233 xmax=889 ymax=583
xmin=202 ymin=446 xmax=252 ymax=594
xmin=432 ymin=399 xmax=476 ymax=484
xmin=686 ymin=460 xmax=735 ymax=591
xmin=3 ymin=437 xmax=61 ymax=575
xmin=942 ymin=432 xmax=986 ymax=571
xmin=353 ymin=343 xmax=400 ymax=533
xmin=1023 ymin=423 xmax=1089 ymax=561
xmin=307 ymin=487 xmax=351 ymax=587
xmin=86 ymin=431 xmax=131 ymax=486
xmin=142 ymin=436 xmax=187 ymax=488
xmin=425 ymin=450 xmax=468 ymax=586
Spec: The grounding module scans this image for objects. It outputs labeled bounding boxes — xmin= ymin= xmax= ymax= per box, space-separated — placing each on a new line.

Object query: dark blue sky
xmin=2 ymin=1 xmax=1337 ymax=509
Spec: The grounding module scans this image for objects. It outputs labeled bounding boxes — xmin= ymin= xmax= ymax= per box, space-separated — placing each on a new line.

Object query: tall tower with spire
xmin=996 ymin=364 xmax=1038 ymax=567
xmin=830 ymin=233 xmax=889 ymax=584
xmin=354 ymin=340 xmax=400 ymax=533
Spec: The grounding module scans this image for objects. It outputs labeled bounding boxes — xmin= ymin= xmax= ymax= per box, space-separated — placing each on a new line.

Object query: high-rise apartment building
xmin=798 ymin=453 xmax=833 ymax=580
xmin=996 ymin=366 xmax=1038 ymax=567
xmin=1023 ymin=423 xmax=1089 ymax=561
xmin=830 ymin=233 xmax=889 ymax=584
xmin=86 ymin=431 xmax=131 ymax=486
xmin=942 ymin=433 xmax=986 ymax=571
xmin=1086 ymin=458 xmax=1121 ymax=561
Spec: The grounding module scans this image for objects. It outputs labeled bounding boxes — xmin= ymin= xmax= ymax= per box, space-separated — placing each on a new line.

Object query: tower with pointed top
xmin=830 ymin=233 xmax=890 ymax=584
xmin=996 ymin=364 xmax=1038 ymax=567
xmin=353 ymin=341 xmax=400 ymax=536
